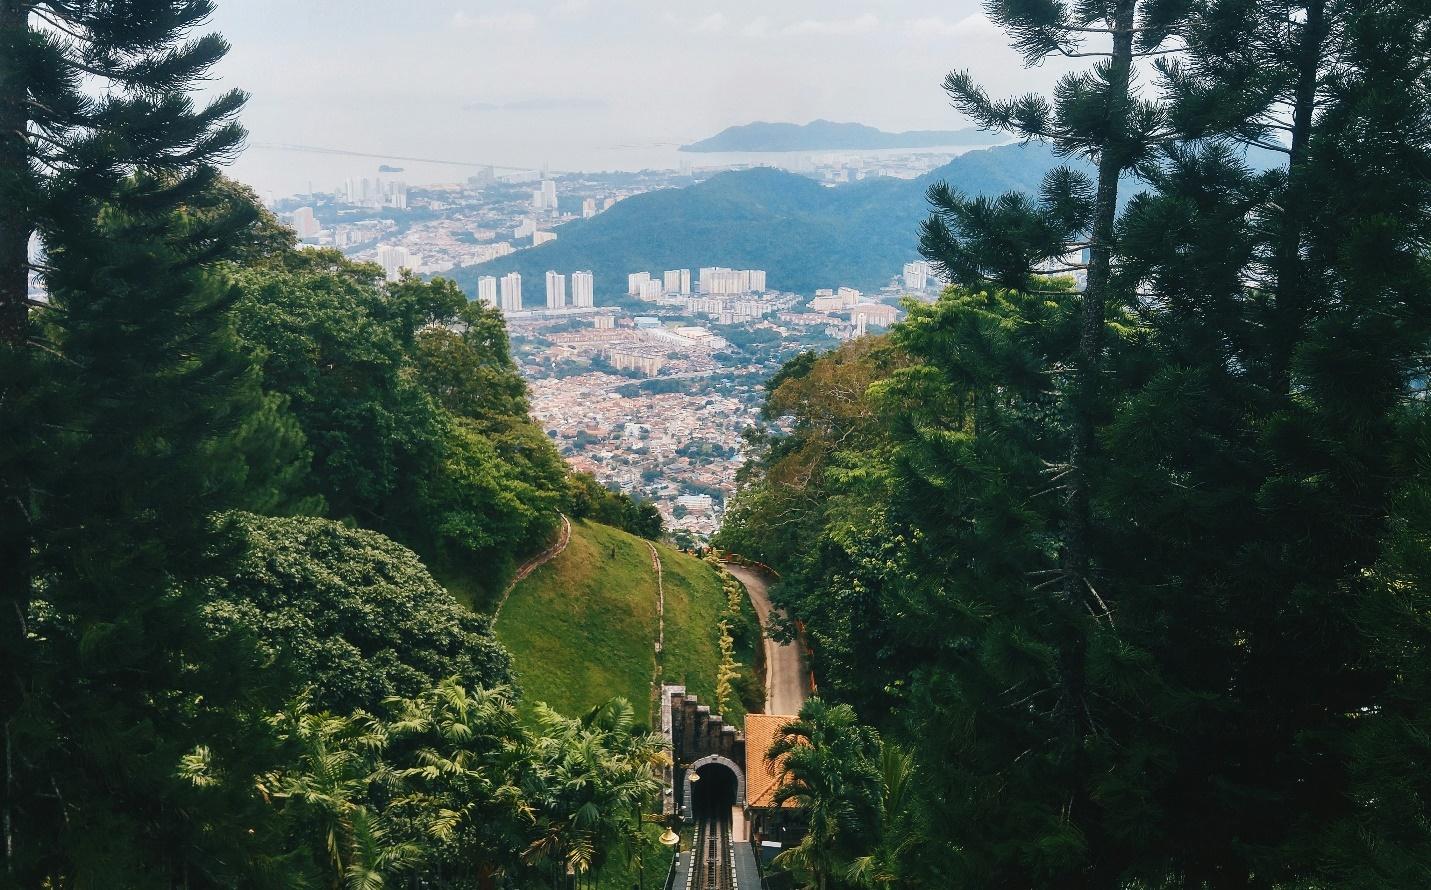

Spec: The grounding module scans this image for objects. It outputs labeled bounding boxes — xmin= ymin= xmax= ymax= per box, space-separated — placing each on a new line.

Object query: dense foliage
xmin=228 ymin=245 xmax=568 ymax=595
xmin=206 ymin=514 xmax=513 ymax=714
xmin=0 ymin=4 xmax=660 ymax=886
xmin=721 ymin=0 xmax=1431 ymax=886
xmin=565 ymin=470 xmax=665 ymax=540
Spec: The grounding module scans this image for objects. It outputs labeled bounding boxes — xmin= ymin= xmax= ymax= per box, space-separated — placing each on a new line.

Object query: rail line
xmin=687 ymin=814 xmax=734 ymax=890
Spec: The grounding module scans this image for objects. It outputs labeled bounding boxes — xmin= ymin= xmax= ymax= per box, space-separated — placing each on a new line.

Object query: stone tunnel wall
xmin=661 ymin=685 xmax=746 ymax=818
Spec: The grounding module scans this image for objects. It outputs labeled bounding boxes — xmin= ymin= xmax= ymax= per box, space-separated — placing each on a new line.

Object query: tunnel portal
xmin=692 ymin=761 xmax=739 ymax=822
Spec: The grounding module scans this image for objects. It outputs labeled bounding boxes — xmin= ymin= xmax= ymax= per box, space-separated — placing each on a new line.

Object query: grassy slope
xmin=494 ymin=526 xmax=756 ymax=889
xmin=655 ymin=541 xmax=724 ymax=712
xmin=495 ymin=519 xmax=660 ymax=724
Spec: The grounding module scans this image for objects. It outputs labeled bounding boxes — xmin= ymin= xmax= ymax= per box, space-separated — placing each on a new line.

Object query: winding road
xmin=723 ymin=564 xmax=809 ymax=716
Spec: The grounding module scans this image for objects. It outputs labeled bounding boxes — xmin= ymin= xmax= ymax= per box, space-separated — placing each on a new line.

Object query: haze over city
xmin=208 ymin=0 xmax=1075 ymax=195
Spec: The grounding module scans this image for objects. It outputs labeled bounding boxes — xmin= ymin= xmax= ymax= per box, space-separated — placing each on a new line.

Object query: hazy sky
xmin=206 ymin=1 xmax=1075 ymax=194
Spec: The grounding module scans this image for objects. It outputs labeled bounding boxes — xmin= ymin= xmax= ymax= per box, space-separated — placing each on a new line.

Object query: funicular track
xmin=688 ymin=814 xmax=734 ymax=890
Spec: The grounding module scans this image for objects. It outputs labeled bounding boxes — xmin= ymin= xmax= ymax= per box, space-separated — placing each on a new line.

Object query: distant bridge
xmin=249 ymin=142 xmax=566 ymax=175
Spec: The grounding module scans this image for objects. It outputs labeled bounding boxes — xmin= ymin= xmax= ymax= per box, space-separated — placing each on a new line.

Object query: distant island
xmin=680 ymin=119 xmax=1005 ymax=153
xmin=378 ymin=164 xmax=405 ymax=173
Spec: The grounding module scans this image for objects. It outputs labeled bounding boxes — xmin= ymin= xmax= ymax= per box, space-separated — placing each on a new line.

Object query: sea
xmin=227 ymin=136 xmax=986 ymax=202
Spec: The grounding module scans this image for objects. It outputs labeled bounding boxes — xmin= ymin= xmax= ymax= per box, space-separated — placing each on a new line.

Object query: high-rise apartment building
xmin=698 ymin=267 xmax=766 ymax=295
xmin=663 ymin=269 xmax=692 ymax=294
xmin=541 ymin=179 xmax=557 ymax=209
xmin=500 ymin=272 xmax=523 ymax=313
xmin=581 ymin=198 xmax=597 ymax=218
xmin=477 ymin=275 xmax=498 ymax=305
xmin=571 ymin=271 xmax=595 ymax=307
xmin=545 ymin=271 xmax=567 ymax=309
xmin=378 ymin=245 xmax=417 ymax=281
xmin=628 ymin=271 xmax=653 ymax=296
xmin=288 ymin=206 xmax=320 ymax=239
xmin=902 ymin=261 xmax=931 ymax=291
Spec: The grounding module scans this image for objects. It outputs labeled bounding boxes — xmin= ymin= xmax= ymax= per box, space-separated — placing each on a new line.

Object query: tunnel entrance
xmin=691 ymin=762 xmax=739 ymax=822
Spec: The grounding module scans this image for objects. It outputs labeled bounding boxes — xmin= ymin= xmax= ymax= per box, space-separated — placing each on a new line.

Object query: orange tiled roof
xmin=744 ymin=714 xmax=800 ymax=809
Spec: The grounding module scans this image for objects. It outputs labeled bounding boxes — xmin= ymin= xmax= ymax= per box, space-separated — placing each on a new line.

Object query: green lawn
xmin=656 ymin=542 xmax=731 ymax=719
xmin=495 ymin=519 xmax=660 ymax=724
xmin=494 ymin=521 xmax=759 ymax=732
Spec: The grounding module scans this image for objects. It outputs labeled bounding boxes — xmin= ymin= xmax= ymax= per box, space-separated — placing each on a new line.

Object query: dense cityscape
xmin=273 ymin=166 xmax=946 ymax=537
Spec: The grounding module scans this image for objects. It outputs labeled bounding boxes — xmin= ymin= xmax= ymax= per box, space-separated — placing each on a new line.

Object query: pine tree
xmin=915 ymin=2 xmax=1182 ymax=882
xmin=11 ymin=181 xmax=309 ymax=884
xmin=1104 ymin=0 xmax=1431 ymax=881
xmin=0 ymin=7 xmax=245 ymax=871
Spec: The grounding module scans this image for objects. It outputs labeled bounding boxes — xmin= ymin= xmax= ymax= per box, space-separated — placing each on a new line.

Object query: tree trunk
xmin=0 ymin=2 xmax=30 ymax=880
xmin=1268 ymin=0 xmax=1327 ymax=393
xmin=1059 ymin=0 xmax=1136 ymax=722
xmin=1056 ymin=3 xmax=1136 ymax=884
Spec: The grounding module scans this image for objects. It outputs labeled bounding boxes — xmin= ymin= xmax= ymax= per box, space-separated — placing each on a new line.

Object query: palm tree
xmin=846 ymin=744 xmax=920 ymax=889
xmin=522 ymin=698 xmax=668 ymax=887
xmin=768 ymin=698 xmax=881 ymax=890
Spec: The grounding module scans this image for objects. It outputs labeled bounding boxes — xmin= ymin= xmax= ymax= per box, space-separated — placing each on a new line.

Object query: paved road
xmin=724 ymin=564 xmax=808 ymax=716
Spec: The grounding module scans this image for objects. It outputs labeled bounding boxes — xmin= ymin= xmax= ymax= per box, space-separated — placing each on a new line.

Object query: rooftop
xmin=744 ymin=713 xmax=800 ymax=810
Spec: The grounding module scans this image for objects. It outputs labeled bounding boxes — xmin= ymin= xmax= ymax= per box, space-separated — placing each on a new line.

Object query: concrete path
xmin=724 ymin=564 xmax=808 ymax=716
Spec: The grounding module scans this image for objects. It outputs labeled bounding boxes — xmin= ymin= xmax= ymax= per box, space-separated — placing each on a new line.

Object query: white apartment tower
xmin=902 ymin=261 xmax=931 ymax=291
xmin=571 ymin=271 xmax=595 ymax=307
xmin=663 ymin=269 xmax=692 ymax=294
xmin=545 ymin=271 xmax=567 ymax=309
xmin=477 ymin=275 xmax=498 ymax=305
xmin=581 ymin=198 xmax=597 ymax=218
xmin=698 ymin=267 xmax=766 ymax=295
xmin=628 ymin=271 xmax=653 ymax=296
xmin=499 ymin=272 xmax=522 ymax=313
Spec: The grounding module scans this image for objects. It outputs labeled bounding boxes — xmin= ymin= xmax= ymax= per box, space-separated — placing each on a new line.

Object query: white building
xmin=809 ymin=289 xmax=845 ymax=312
xmin=571 ymin=271 xmax=595 ymax=307
xmin=477 ymin=275 xmax=498 ymax=305
xmin=545 ymin=271 xmax=567 ymax=309
xmin=582 ymin=197 xmax=598 ymax=218
xmin=837 ymin=287 xmax=862 ymax=306
xmin=851 ymin=302 xmax=898 ymax=337
xmin=628 ymin=271 xmax=654 ymax=296
xmin=902 ymin=261 xmax=932 ymax=291
xmin=663 ymin=269 xmax=692 ymax=294
xmin=378 ymin=245 xmax=418 ymax=282
xmin=343 ymin=178 xmax=406 ymax=210
xmin=533 ymin=231 xmax=557 ymax=246
xmin=515 ymin=218 xmax=537 ymax=239
xmin=637 ymin=278 xmax=663 ymax=301
xmin=541 ymin=179 xmax=557 ymax=209
xmin=288 ymin=207 xmax=319 ymax=239
xmin=593 ymin=314 xmax=615 ymax=329
xmin=500 ymin=272 xmax=523 ymax=313
xmin=698 ymin=267 xmax=766 ymax=295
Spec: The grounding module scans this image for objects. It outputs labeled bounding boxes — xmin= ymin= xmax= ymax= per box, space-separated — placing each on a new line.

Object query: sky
xmin=205 ymin=1 xmax=1076 ymax=195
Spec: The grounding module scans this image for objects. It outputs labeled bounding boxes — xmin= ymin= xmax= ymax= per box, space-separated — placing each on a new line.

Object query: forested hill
xmin=679 ymin=119 xmax=1005 ymax=152
xmin=452 ymin=142 xmax=1068 ymax=300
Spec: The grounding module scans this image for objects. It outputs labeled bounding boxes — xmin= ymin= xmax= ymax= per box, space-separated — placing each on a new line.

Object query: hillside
xmin=453 ymin=142 xmax=1069 ymax=300
xmin=680 ymin=119 xmax=1004 ymax=152
xmin=493 ymin=519 xmax=755 ymax=726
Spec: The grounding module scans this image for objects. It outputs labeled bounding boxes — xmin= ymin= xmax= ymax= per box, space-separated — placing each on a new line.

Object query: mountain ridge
xmin=680 ymin=119 xmax=1006 ymax=152
xmin=452 ymin=143 xmax=1069 ymax=301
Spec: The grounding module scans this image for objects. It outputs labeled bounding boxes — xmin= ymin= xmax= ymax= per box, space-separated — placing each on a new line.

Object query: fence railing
xmin=662 ymin=846 xmax=680 ymax=890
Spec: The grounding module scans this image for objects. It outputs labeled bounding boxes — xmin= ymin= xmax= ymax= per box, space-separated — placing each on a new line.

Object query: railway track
xmin=687 ymin=814 xmax=734 ymax=890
